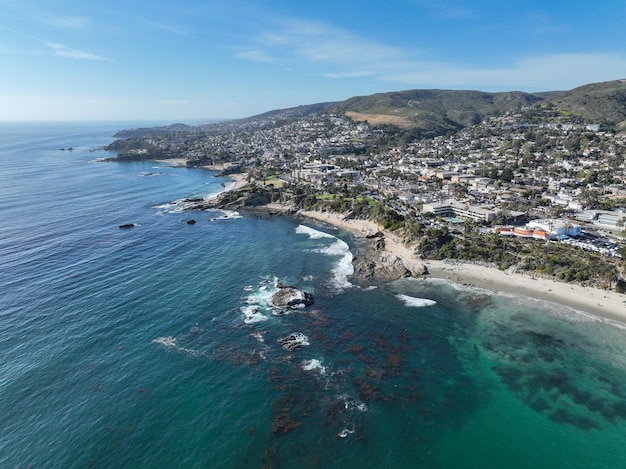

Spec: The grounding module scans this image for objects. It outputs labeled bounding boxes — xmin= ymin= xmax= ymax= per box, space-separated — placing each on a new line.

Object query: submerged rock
xmin=271 ymin=284 xmax=314 ymax=308
xmin=279 ymin=332 xmax=310 ymax=351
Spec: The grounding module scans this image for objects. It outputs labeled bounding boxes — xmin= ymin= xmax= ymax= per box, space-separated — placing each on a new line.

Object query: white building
xmin=423 ymin=200 xmax=496 ymax=223
xmin=527 ymin=219 xmax=582 ymax=237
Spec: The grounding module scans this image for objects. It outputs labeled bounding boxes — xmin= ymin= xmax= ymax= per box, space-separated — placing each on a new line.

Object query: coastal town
xmin=107 ymin=101 xmax=626 ymax=292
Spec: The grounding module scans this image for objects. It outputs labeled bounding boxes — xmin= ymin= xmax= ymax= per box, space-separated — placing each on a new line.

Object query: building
xmin=575 ymin=210 xmax=626 ymax=229
xmin=423 ymin=200 xmax=496 ymax=223
xmin=498 ymin=219 xmax=581 ymax=240
xmin=527 ymin=219 xmax=582 ymax=237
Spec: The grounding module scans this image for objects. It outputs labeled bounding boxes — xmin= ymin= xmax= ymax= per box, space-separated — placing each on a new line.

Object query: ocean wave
xmin=396 ymin=294 xmax=436 ymax=308
xmin=302 ymin=359 xmax=326 ymax=375
xmin=244 ymin=278 xmax=278 ymax=307
xmin=331 ymin=242 xmax=354 ymax=290
xmin=296 ymin=225 xmax=354 ymax=290
xmin=240 ymin=305 xmax=269 ymax=324
xmin=153 ymin=197 xmax=208 ymax=214
xmin=240 ymin=277 xmax=280 ymax=324
xmin=295 ymin=224 xmax=336 ymax=239
xmin=338 ymin=427 xmax=355 ymax=438
xmin=153 ymin=186 xmax=231 ymax=214
xmin=209 ymin=210 xmax=243 ymax=221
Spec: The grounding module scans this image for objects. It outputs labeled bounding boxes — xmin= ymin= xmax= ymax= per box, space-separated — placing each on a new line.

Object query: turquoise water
xmin=1 ymin=123 xmax=626 ymax=468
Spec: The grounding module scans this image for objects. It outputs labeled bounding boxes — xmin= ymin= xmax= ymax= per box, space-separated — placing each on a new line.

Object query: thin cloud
xmin=382 ymin=53 xmax=626 ymax=90
xmin=46 ymin=41 xmax=105 ymax=60
xmin=257 ymin=19 xmax=406 ymax=65
xmin=1 ymin=25 xmax=106 ymax=60
xmin=37 ymin=13 xmax=91 ymax=30
xmin=145 ymin=20 xmax=189 ymax=36
xmin=235 ymin=49 xmax=278 ymax=64
xmin=236 ymin=18 xmax=626 ymax=91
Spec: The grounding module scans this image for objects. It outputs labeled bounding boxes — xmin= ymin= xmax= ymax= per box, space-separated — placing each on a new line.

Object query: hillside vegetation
xmin=332 ymin=79 xmax=626 ymax=134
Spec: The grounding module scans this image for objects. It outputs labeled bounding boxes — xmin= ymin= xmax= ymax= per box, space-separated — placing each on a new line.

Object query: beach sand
xmin=297 ymin=209 xmax=626 ymax=324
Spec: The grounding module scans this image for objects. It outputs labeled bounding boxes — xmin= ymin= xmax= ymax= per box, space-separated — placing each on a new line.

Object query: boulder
xmin=271 ymin=284 xmax=314 ymax=308
xmin=278 ymin=333 xmax=310 ymax=351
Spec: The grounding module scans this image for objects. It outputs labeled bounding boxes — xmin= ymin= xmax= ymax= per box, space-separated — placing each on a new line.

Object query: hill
xmin=330 ymin=79 xmax=626 ymax=135
xmin=538 ymin=79 xmax=626 ymax=129
xmin=333 ymin=89 xmax=543 ymax=136
xmin=110 ymin=79 xmax=626 ymax=140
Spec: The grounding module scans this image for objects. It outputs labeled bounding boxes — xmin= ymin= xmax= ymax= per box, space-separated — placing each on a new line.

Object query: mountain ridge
xmin=232 ymin=79 xmax=626 ymax=135
xmin=114 ymin=79 xmax=626 ymax=138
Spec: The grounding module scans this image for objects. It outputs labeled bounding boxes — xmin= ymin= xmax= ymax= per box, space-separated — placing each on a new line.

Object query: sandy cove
xmin=297 ymin=209 xmax=626 ymax=325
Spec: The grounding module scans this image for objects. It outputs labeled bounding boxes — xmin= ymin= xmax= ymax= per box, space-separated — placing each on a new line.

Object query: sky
xmin=1 ymin=0 xmax=626 ymax=122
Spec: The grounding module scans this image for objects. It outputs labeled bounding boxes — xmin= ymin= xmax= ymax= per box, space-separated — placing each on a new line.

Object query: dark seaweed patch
xmin=483 ymin=325 xmax=626 ymax=430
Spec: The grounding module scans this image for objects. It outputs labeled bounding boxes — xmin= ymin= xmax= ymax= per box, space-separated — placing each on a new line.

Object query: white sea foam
xmin=296 ymin=225 xmax=354 ymax=290
xmin=153 ymin=200 xmax=187 ymax=214
xmin=330 ymin=242 xmax=354 ymax=290
xmin=396 ymin=294 xmax=437 ymax=308
xmin=244 ymin=279 xmax=278 ymax=308
xmin=152 ymin=336 xmax=202 ymax=356
xmin=338 ymin=394 xmax=369 ymax=413
xmin=240 ymin=278 xmax=280 ymax=324
xmin=302 ymin=359 xmax=326 ymax=375
xmin=210 ymin=210 xmax=243 ymax=221
xmin=153 ymin=336 xmax=177 ymax=348
xmin=338 ymin=427 xmax=355 ymax=438
xmin=272 ymin=308 xmax=292 ymax=316
xmin=296 ymin=224 xmax=335 ymax=239
xmin=241 ymin=305 xmax=269 ymax=324
xmin=250 ymin=332 xmax=266 ymax=343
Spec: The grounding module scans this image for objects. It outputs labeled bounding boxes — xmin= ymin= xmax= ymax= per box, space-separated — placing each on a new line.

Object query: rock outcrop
xmin=278 ymin=332 xmax=310 ymax=351
xmin=352 ymin=253 xmax=412 ymax=283
xmin=271 ymin=284 xmax=314 ymax=308
xmin=351 ymin=232 xmax=428 ymax=284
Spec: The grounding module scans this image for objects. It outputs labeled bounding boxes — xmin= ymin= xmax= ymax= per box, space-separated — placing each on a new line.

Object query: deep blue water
xmin=1 ymin=123 xmax=626 ymax=468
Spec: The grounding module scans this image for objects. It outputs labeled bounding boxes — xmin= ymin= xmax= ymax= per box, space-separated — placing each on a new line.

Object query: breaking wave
xmin=302 ymin=359 xmax=326 ymax=375
xmin=296 ymin=224 xmax=353 ymax=290
xmin=396 ymin=294 xmax=437 ymax=308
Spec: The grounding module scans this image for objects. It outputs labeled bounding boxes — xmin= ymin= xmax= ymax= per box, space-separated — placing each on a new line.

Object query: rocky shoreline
xmin=186 ymin=189 xmax=429 ymax=286
xmin=178 ymin=181 xmax=626 ymax=322
xmin=348 ymin=231 xmax=429 ymax=285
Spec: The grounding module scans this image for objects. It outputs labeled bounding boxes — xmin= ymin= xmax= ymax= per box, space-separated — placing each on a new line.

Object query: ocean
xmin=1 ymin=122 xmax=626 ymax=468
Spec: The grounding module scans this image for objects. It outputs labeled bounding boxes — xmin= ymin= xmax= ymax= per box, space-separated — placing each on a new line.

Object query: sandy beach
xmin=297 ymin=209 xmax=626 ymax=325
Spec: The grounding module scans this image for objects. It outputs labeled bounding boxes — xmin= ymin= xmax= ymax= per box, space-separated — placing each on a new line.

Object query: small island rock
xmin=271 ymin=284 xmax=314 ymax=308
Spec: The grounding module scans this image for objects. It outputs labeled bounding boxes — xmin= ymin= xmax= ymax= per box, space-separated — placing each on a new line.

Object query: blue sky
xmin=1 ymin=0 xmax=625 ymax=122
